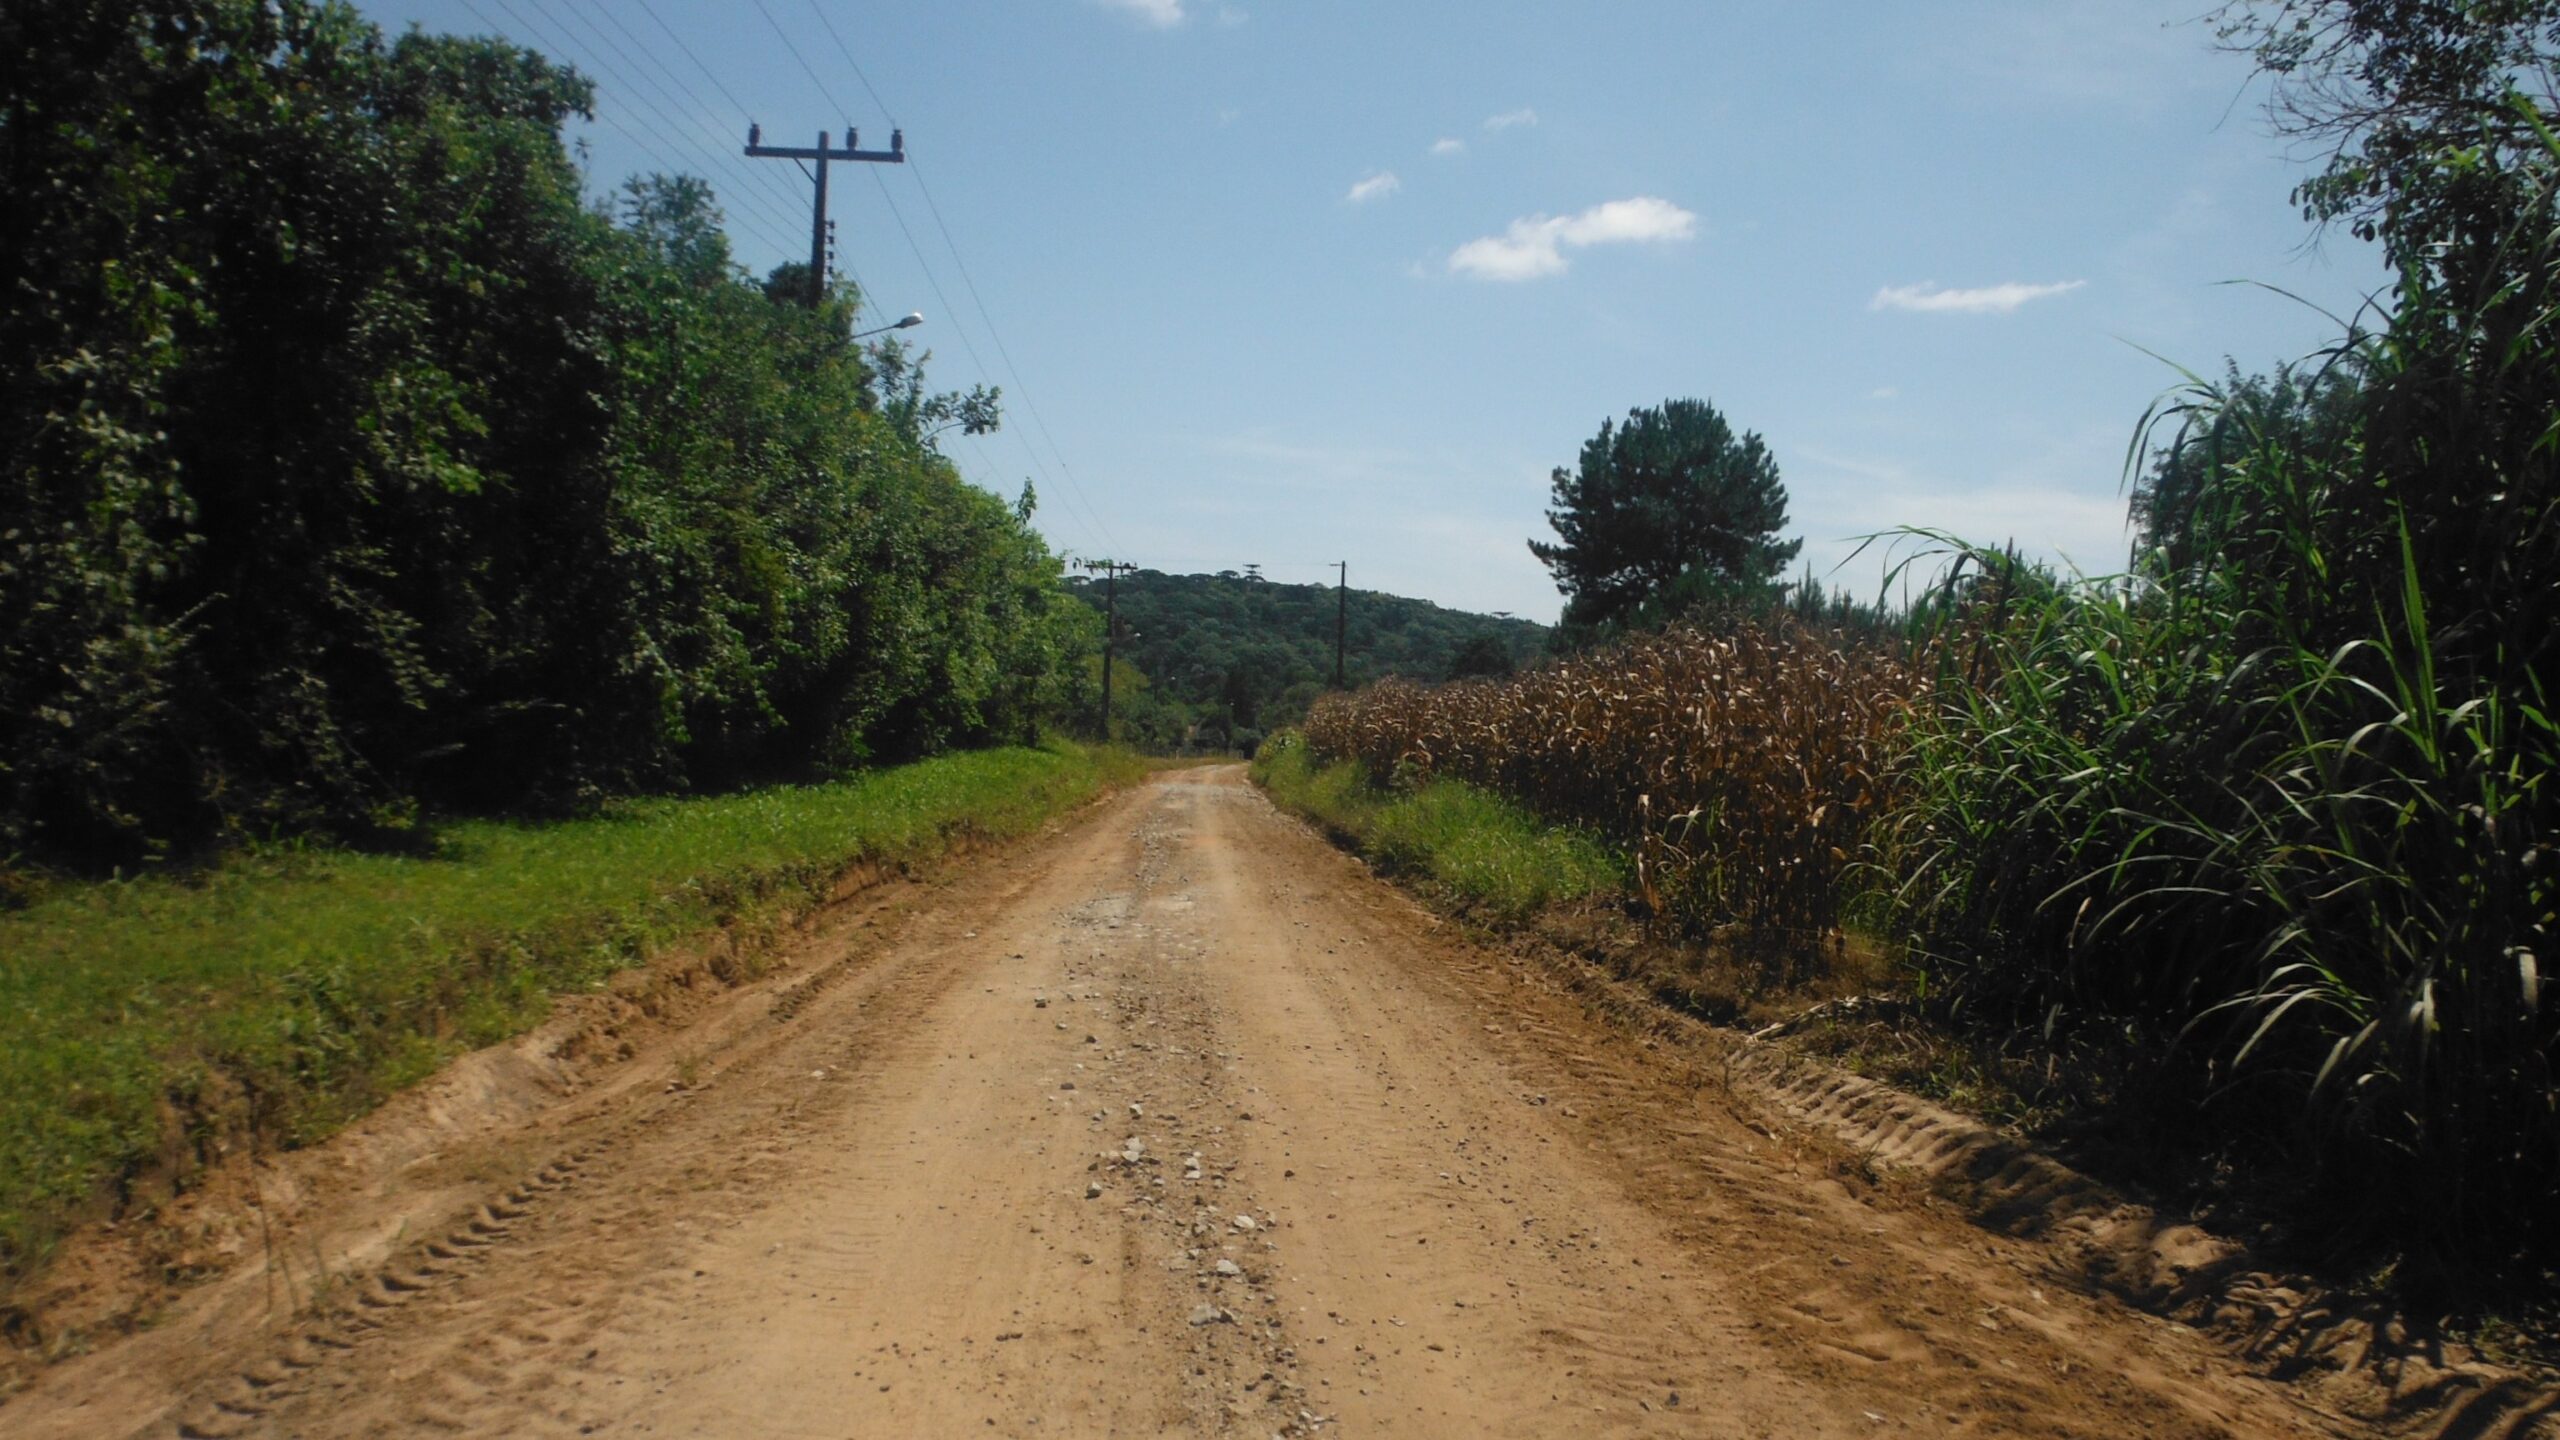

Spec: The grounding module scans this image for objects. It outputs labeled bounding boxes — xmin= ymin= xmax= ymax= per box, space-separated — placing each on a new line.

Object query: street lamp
xmin=853 ymin=311 xmax=924 ymax=339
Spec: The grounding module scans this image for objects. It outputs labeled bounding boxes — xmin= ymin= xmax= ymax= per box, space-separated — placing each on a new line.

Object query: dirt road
xmin=13 ymin=769 xmax=2364 ymax=1438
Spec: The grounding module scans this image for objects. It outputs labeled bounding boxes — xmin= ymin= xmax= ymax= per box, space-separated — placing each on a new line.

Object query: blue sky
xmin=356 ymin=0 xmax=2388 ymax=621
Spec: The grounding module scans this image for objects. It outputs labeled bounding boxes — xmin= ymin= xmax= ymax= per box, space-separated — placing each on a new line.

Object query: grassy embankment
xmin=0 ymin=743 xmax=1144 ymax=1287
xmin=1249 ymin=734 xmax=1621 ymax=921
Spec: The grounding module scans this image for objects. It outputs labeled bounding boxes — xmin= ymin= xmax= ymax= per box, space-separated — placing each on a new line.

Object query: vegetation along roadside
xmin=1259 ymin=5 xmax=2560 ymax=1338
xmin=1249 ymin=734 xmax=1622 ymax=925
xmin=0 ymin=743 xmax=1145 ymax=1300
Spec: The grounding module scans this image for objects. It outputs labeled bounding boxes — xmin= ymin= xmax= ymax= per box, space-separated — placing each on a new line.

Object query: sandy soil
xmin=3 ymin=769 xmax=2398 ymax=1438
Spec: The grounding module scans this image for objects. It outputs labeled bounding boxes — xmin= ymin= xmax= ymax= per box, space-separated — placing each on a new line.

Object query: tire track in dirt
xmin=3 ymin=769 xmax=2417 ymax=1437
xmin=1159 ymin=772 xmax=2344 ymax=1439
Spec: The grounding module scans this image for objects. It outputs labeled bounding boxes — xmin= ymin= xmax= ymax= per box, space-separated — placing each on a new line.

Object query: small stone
xmin=1188 ymin=1303 xmax=1233 ymax=1326
xmin=1034 ymin=997 xmax=1050 ymax=1008
xmin=1085 ymin=1182 xmax=1104 ymax=1199
xmin=1213 ymin=1259 xmax=1242 ymax=1277
xmin=1232 ymin=1214 xmax=1258 ymax=1233
xmin=1129 ymin=1102 xmax=1144 ymax=1118
xmin=1060 ymin=1081 xmax=1077 ymax=1091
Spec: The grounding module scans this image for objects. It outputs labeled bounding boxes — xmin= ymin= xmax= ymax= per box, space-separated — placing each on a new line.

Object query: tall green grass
xmin=1880 ymin=141 xmax=2560 ymax=1265
xmin=1251 ymin=735 xmax=1623 ymax=920
xmin=0 ymin=743 xmax=1143 ymax=1286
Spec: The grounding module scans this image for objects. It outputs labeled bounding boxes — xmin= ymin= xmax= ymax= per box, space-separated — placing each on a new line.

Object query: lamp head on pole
xmin=852 ymin=311 xmax=927 ymax=340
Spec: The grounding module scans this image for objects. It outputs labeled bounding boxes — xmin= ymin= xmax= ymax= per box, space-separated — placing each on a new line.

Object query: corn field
xmin=1303 ymin=619 xmax=1917 ymax=973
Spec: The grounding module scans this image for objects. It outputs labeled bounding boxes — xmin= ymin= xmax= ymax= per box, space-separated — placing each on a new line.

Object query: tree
xmin=1527 ymin=398 xmax=1799 ymax=637
xmin=0 ymin=2 xmax=1095 ymax=866
xmin=1444 ymin=635 xmax=1515 ymax=681
xmin=2130 ymin=357 xmax=2364 ymax=575
xmin=2216 ymin=0 xmax=2560 ymax=273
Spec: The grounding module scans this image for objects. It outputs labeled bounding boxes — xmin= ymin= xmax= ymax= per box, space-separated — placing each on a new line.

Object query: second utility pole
xmin=1333 ymin=561 xmax=1348 ymax=689
xmin=744 ymin=123 xmax=905 ymax=306
xmin=1082 ymin=559 xmax=1137 ymax=738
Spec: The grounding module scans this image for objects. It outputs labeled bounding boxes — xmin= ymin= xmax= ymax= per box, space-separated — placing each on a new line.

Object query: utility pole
xmin=744 ymin=123 xmax=905 ymax=307
xmin=1333 ymin=561 xmax=1349 ymax=690
xmin=1081 ymin=559 xmax=1137 ymax=738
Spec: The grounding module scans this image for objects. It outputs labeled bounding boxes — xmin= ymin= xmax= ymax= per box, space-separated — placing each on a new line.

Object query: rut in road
xmin=37 ymin=768 xmax=2357 ymax=1438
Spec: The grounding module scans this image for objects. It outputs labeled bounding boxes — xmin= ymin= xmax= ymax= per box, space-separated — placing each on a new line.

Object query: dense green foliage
xmin=0 ymin=1 xmax=1088 ymax=870
xmin=0 ymin=742 xmax=1141 ymax=1286
xmin=1528 ymin=397 xmax=1800 ymax=642
xmin=1881 ymin=3 xmax=2560 ymax=1267
xmin=2128 ymin=360 xmax=2363 ymax=577
xmin=2221 ymin=0 xmax=2560 ymax=274
xmin=1252 ymin=735 xmax=1622 ymax=921
xmin=1064 ymin=570 xmax=1545 ymax=750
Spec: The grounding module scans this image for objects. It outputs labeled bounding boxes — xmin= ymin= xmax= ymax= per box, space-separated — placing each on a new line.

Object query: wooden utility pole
xmin=1081 ymin=559 xmax=1138 ymax=737
xmin=744 ymin=123 xmax=905 ymax=306
xmin=1333 ymin=561 xmax=1348 ymax=690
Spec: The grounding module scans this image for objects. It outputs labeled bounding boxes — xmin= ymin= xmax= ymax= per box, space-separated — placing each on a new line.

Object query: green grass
xmin=0 ymin=742 xmax=1145 ymax=1286
xmin=1251 ymin=734 xmax=1623 ymax=920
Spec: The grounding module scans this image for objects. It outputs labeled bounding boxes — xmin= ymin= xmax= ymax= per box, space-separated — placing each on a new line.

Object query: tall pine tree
xmin=1528 ymin=398 xmax=1799 ymax=637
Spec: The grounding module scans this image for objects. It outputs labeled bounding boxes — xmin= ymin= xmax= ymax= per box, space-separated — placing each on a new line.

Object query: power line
xmin=476 ymin=0 xmax=809 ymax=257
xmin=903 ymin=162 xmax=1121 ymax=566
xmin=740 ymin=3 xmax=1111 ymax=557
xmin=622 ymin=0 xmax=874 ymax=311
xmin=746 ymin=0 xmax=854 ymax=112
xmin=511 ymin=0 xmax=815 ymax=249
xmin=744 ymin=125 xmax=904 ymax=308
xmin=800 ymin=0 xmax=898 ymax=120
xmin=454 ymin=0 xmax=797 ymax=258
xmin=549 ymin=0 xmax=827 ymax=235
xmin=786 ymin=1 xmax=1121 ymax=555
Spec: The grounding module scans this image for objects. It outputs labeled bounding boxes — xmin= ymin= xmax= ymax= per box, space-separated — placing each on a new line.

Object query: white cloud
xmin=1430 ymin=137 xmax=1465 ymax=157
xmin=1868 ymin=386 xmax=1900 ymax=401
xmin=1869 ymin=279 xmax=2086 ymax=314
xmin=1483 ymin=107 xmax=1538 ymax=131
xmin=1345 ymin=171 xmax=1400 ymax=204
xmin=1096 ymin=0 xmax=1184 ymax=27
xmin=1446 ymin=196 xmax=1697 ymax=282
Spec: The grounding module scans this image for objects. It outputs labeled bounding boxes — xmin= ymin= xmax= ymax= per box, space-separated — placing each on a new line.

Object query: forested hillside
xmin=1066 ymin=570 xmax=1545 ymax=750
xmin=1 ymin=2 xmax=1095 ymax=870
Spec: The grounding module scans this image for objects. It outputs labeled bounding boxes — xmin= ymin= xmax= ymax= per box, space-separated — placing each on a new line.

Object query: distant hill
xmin=1065 ymin=570 xmax=1547 ymax=749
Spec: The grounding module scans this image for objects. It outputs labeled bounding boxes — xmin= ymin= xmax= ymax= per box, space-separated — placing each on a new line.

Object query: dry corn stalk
xmin=1305 ymin=617 xmax=1919 ymax=965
